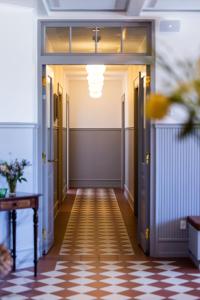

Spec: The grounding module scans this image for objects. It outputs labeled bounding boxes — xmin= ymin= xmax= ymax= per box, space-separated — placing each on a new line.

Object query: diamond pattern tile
xmin=59 ymin=188 xmax=134 ymax=256
xmin=1 ymin=260 xmax=200 ymax=299
xmin=0 ymin=188 xmax=200 ymax=299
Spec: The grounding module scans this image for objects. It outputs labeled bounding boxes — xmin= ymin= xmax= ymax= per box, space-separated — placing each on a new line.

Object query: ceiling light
xmin=86 ymin=65 xmax=106 ymax=99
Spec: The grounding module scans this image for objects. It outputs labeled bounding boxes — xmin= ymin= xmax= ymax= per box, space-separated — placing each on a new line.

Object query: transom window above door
xmin=44 ymin=23 xmax=151 ymax=55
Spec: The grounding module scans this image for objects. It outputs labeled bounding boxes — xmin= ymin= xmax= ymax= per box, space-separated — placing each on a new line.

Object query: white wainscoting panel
xmin=0 ymin=123 xmax=39 ymax=268
xmin=154 ymin=124 xmax=200 ymax=257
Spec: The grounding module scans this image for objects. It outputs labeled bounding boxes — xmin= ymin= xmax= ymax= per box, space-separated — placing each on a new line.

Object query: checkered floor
xmin=60 ymin=189 xmax=134 ymax=256
xmin=1 ymin=188 xmax=200 ymax=299
xmin=1 ymin=260 xmax=200 ymax=299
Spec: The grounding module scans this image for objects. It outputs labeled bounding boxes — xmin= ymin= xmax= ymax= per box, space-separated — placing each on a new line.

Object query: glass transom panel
xmin=122 ymin=27 xmax=148 ymax=53
xmin=44 ymin=25 xmax=150 ymax=54
xmin=71 ymin=27 xmax=96 ymax=53
xmin=97 ymin=27 xmax=122 ymax=53
xmin=45 ymin=27 xmax=69 ymax=53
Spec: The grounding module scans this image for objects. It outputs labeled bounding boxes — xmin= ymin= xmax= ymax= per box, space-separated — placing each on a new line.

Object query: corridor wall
xmin=68 ymin=78 xmax=123 ymax=188
xmin=0 ymin=4 xmax=38 ymax=268
xmin=142 ymin=11 xmax=200 ymax=257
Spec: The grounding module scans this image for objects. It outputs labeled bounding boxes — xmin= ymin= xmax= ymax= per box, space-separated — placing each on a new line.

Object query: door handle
xmin=145 ymin=153 xmax=150 ymax=165
xmin=42 ymin=152 xmax=46 ymax=163
xmin=48 ymin=159 xmax=58 ymax=163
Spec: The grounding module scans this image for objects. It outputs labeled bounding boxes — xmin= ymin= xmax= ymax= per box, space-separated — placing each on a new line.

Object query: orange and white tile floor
xmin=0 ymin=189 xmax=200 ymax=299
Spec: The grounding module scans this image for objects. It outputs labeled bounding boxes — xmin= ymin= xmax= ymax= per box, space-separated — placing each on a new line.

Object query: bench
xmin=187 ymin=216 xmax=200 ymax=269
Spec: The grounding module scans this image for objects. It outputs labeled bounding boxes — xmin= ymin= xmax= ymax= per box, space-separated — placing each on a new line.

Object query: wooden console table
xmin=0 ymin=193 xmax=41 ymax=276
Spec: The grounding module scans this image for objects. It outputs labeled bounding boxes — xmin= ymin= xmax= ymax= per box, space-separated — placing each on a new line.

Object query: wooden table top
xmin=0 ymin=192 xmax=41 ymax=201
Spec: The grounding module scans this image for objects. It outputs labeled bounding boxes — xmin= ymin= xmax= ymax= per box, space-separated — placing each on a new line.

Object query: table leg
xmin=12 ymin=210 xmax=17 ymax=272
xmin=33 ymin=208 xmax=38 ymax=277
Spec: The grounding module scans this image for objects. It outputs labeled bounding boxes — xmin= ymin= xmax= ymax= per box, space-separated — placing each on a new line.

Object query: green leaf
xmin=21 ymin=178 xmax=27 ymax=182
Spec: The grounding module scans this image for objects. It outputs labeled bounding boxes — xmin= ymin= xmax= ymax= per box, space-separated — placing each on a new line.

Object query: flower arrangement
xmin=146 ymin=56 xmax=200 ymax=138
xmin=0 ymin=159 xmax=30 ymax=196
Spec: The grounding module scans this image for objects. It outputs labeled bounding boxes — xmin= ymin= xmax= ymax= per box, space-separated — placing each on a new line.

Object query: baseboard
xmin=69 ymin=179 xmax=121 ymax=188
xmin=153 ymin=241 xmax=188 ymax=257
xmin=124 ymin=184 xmax=134 ymax=211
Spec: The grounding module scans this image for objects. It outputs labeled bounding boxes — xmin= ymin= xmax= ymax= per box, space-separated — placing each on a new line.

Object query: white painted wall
xmin=68 ymin=79 xmax=123 ymax=128
xmin=48 ymin=66 xmax=68 ymax=128
xmin=143 ymin=12 xmax=200 ymax=123
xmin=122 ymin=66 xmax=146 ymax=128
xmin=0 ymin=4 xmax=37 ymax=123
xmin=0 ymin=4 xmax=38 ymax=269
xmin=0 ymin=124 xmax=38 ymax=268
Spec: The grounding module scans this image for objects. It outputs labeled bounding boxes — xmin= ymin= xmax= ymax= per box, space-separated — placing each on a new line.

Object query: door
xmin=134 ymin=85 xmax=139 ymax=217
xmin=53 ymin=93 xmax=59 ymax=217
xmin=121 ymin=95 xmax=125 ymax=190
xmin=42 ymin=66 xmax=54 ymax=254
xmin=66 ymin=95 xmax=70 ymax=190
xmin=137 ymin=70 xmax=150 ymax=255
xmin=57 ymin=84 xmax=63 ymax=205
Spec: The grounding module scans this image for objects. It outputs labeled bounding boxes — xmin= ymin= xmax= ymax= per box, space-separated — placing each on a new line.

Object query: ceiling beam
xmin=143 ymin=0 xmax=158 ymax=8
xmin=51 ymin=0 xmax=60 ymax=7
xmin=115 ymin=0 xmax=128 ymax=10
xmin=41 ymin=0 xmax=51 ymax=13
xmin=126 ymin=0 xmax=146 ymax=15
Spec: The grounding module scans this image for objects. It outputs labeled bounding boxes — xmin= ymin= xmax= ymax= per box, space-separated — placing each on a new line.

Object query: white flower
xmin=0 ymin=165 xmax=7 ymax=172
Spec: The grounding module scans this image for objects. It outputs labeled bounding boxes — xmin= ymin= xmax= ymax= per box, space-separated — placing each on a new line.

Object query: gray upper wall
xmin=69 ymin=128 xmax=122 ymax=188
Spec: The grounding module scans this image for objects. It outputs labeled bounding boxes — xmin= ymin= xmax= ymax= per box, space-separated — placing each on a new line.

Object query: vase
xmin=8 ymin=180 xmax=17 ymax=197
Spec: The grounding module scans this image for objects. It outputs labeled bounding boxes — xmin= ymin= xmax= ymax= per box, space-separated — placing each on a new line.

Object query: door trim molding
xmin=69 ymin=128 xmax=122 ymax=131
xmin=38 ymin=19 xmax=156 ymax=257
xmin=0 ymin=122 xmax=38 ymax=128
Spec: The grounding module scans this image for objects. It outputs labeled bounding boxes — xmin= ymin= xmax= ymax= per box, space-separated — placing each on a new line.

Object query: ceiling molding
xmin=44 ymin=0 xmax=128 ymax=12
xmin=41 ymin=0 xmax=50 ymax=14
xmin=127 ymin=0 xmax=146 ymax=15
xmin=115 ymin=0 xmax=128 ymax=10
xmin=143 ymin=8 xmax=200 ymax=12
xmin=51 ymin=0 xmax=60 ymax=7
xmin=144 ymin=0 xmax=158 ymax=8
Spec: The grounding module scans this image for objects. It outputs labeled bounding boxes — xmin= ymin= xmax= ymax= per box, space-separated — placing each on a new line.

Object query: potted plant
xmin=146 ymin=56 xmax=200 ymax=136
xmin=0 ymin=159 xmax=30 ymax=196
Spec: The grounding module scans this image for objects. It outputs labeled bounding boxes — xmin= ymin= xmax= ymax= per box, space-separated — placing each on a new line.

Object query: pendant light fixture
xmin=86 ymin=65 xmax=106 ymax=99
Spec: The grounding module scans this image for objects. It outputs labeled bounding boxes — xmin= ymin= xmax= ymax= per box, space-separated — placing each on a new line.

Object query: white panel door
xmin=42 ymin=66 xmax=54 ymax=254
xmin=137 ymin=71 xmax=150 ymax=255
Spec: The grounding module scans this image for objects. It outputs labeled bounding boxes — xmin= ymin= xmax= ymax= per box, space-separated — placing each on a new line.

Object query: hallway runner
xmin=59 ymin=188 xmax=134 ymax=257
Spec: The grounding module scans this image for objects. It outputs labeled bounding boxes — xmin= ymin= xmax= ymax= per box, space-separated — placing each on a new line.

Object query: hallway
xmin=0 ymin=189 xmax=200 ymax=300
xmin=59 ymin=189 xmax=134 ymax=257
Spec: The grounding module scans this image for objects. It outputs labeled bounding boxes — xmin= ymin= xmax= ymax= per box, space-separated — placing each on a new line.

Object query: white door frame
xmin=37 ymin=19 xmax=156 ymax=256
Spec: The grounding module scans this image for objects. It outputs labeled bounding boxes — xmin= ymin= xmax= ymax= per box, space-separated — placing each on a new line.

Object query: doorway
xmin=38 ymin=20 xmax=155 ymax=257
xmin=41 ymin=64 xmax=152 ymax=256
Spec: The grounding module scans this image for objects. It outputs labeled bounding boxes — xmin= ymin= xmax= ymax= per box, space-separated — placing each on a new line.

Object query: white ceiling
xmin=58 ymin=65 xmax=130 ymax=80
xmin=46 ymin=0 xmax=129 ymax=11
xmin=0 ymin=0 xmax=35 ymax=8
xmin=144 ymin=0 xmax=200 ymax=11
xmin=0 ymin=0 xmax=200 ymax=15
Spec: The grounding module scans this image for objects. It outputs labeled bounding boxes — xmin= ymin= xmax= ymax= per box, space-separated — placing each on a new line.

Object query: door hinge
xmin=145 ymin=228 xmax=150 ymax=240
xmin=42 ymin=76 xmax=46 ymax=87
xmin=145 ymin=153 xmax=150 ymax=165
xmin=42 ymin=228 xmax=47 ymax=240
xmin=42 ymin=152 xmax=46 ymax=163
xmin=146 ymin=76 xmax=151 ymax=88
